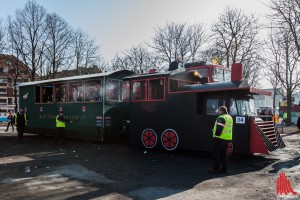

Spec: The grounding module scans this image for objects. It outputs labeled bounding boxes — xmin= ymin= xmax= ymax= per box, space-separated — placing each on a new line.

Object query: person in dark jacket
xmin=209 ymin=106 xmax=233 ymax=174
xmin=14 ymin=108 xmax=28 ymax=143
xmin=297 ymin=117 xmax=300 ymax=130
xmin=55 ymin=111 xmax=72 ymax=145
xmin=5 ymin=111 xmax=15 ymax=132
xmin=168 ymin=58 xmax=182 ymax=71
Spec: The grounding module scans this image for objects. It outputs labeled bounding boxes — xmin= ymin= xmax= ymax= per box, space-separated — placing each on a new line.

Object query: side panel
xmin=129 ymin=92 xmax=251 ymax=154
xmin=20 ymin=85 xmax=103 ymax=141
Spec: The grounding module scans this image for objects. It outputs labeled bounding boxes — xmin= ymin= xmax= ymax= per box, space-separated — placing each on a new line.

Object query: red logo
xmin=276 ymin=172 xmax=297 ymax=196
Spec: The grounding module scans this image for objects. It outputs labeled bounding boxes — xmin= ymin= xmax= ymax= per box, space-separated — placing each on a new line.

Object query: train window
xmin=69 ymin=81 xmax=83 ymax=102
xmin=206 ymin=99 xmax=219 ymax=115
xmin=230 ymin=98 xmax=256 ymax=116
xmin=229 ymin=99 xmax=238 ymax=115
xmin=169 ymin=79 xmax=197 ymax=92
xmin=212 ymin=68 xmax=224 ymax=82
xmin=106 ymin=79 xmax=120 ymax=101
xmin=132 ymin=80 xmax=147 ymax=101
xmin=42 ymin=85 xmax=53 ymax=103
xmin=35 ymin=86 xmax=41 ymax=103
xmin=85 ymin=79 xmax=102 ymax=102
xmin=122 ymin=81 xmax=130 ymax=101
xmin=224 ymin=70 xmax=231 ymax=81
xmin=196 ymin=68 xmax=209 ymax=78
xmin=149 ymin=78 xmax=164 ymax=100
xmin=55 ymin=83 xmax=67 ymax=102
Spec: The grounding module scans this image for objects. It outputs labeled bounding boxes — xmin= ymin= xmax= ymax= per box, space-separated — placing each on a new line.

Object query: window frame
xmin=84 ymin=78 xmax=102 ymax=102
xmin=131 ymin=77 xmax=166 ymax=102
xmin=106 ymin=78 xmax=122 ymax=102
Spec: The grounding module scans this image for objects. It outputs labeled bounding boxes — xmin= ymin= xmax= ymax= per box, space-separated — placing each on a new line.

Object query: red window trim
xmin=131 ymin=77 xmax=166 ymax=102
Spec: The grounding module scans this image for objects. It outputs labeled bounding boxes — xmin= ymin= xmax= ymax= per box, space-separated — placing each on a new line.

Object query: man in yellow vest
xmin=209 ymin=106 xmax=233 ymax=174
xmin=55 ymin=111 xmax=72 ymax=145
xmin=14 ymin=108 xmax=28 ymax=143
xmin=283 ymin=112 xmax=287 ymax=125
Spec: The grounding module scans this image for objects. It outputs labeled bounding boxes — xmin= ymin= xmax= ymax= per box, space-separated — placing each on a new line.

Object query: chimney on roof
xmin=231 ymin=63 xmax=243 ymax=82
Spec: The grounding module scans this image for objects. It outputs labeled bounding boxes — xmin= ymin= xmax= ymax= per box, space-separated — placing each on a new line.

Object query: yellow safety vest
xmin=56 ymin=115 xmax=66 ymax=128
xmin=14 ymin=113 xmax=27 ymax=126
xmin=283 ymin=113 xmax=287 ymax=119
xmin=213 ymin=114 xmax=233 ymax=140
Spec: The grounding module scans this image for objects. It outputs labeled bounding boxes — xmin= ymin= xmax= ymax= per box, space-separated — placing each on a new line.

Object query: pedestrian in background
xmin=210 ymin=106 xmax=233 ymax=174
xmin=283 ymin=112 xmax=287 ymax=125
xmin=55 ymin=111 xmax=72 ymax=145
xmin=14 ymin=108 xmax=28 ymax=143
xmin=5 ymin=111 xmax=15 ymax=132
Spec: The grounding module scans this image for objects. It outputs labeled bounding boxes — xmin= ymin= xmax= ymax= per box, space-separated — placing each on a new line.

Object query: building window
xmin=8 ymin=98 xmax=13 ymax=105
xmin=0 ymin=78 xmax=7 ymax=83
xmin=0 ymin=98 xmax=7 ymax=105
xmin=0 ymin=88 xmax=7 ymax=94
xmin=3 ymin=67 xmax=9 ymax=73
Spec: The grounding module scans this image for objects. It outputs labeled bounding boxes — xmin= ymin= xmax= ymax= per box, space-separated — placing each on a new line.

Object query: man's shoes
xmin=5 ymin=130 xmax=7 ymax=132
xmin=209 ymin=169 xmax=220 ymax=174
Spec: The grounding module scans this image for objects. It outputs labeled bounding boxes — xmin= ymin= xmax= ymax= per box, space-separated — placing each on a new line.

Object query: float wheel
xmin=161 ymin=129 xmax=179 ymax=151
xmin=141 ymin=129 xmax=157 ymax=148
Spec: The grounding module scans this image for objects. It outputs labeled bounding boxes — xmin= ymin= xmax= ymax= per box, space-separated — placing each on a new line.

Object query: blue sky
xmin=0 ymin=0 xmax=271 ymax=61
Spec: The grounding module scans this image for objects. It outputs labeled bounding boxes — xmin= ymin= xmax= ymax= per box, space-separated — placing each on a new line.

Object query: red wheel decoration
xmin=227 ymin=142 xmax=233 ymax=155
xmin=161 ymin=129 xmax=179 ymax=151
xmin=141 ymin=129 xmax=157 ymax=149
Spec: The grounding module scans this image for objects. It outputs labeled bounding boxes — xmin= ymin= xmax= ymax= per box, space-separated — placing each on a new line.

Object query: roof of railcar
xmin=124 ymin=61 xmax=227 ymax=80
xmin=184 ymin=80 xmax=271 ymax=96
xmin=124 ymin=67 xmax=187 ymax=79
xmin=17 ymin=70 xmax=133 ymax=87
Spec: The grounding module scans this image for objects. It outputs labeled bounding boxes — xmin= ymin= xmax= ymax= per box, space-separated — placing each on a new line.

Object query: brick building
xmin=0 ymin=54 xmax=31 ymax=120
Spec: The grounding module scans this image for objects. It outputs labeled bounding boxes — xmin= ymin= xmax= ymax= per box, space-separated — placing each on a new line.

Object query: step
xmin=263 ymin=130 xmax=275 ymax=134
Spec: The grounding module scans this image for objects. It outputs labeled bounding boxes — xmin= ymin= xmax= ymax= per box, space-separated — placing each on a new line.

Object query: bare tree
xmin=211 ymin=6 xmax=263 ymax=86
xmin=111 ymin=45 xmax=163 ymax=73
xmin=43 ymin=13 xmax=73 ymax=79
xmin=269 ymin=0 xmax=300 ymax=57
xmin=111 ymin=53 xmax=131 ymax=72
xmin=7 ymin=0 xmax=47 ymax=81
xmin=0 ymin=19 xmax=6 ymax=53
xmin=69 ymin=28 xmax=101 ymax=75
xmin=149 ymin=22 xmax=207 ymax=64
xmin=265 ymin=27 xmax=300 ymax=125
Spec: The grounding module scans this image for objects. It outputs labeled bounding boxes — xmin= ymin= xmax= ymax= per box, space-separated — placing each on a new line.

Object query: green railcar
xmin=18 ymin=70 xmax=134 ymax=142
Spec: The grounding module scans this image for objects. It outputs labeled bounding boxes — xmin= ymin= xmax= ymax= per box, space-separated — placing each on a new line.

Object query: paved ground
xmin=0 ymin=123 xmax=300 ymax=200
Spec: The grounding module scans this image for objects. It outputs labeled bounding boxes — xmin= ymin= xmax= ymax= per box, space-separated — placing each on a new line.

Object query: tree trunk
xmin=286 ymin=89 xmax=292 ymax=126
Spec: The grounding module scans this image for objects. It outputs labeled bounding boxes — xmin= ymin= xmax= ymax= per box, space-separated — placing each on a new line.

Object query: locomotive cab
xmin=125 ymin=63 xmax=285 ymax=154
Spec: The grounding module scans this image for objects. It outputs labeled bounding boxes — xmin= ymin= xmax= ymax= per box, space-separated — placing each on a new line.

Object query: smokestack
xmin=231 ymin=63 xmax=243 ymax=82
